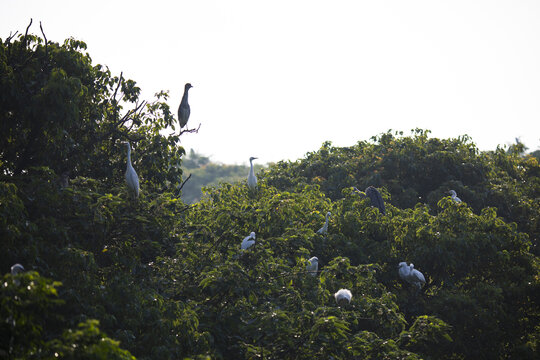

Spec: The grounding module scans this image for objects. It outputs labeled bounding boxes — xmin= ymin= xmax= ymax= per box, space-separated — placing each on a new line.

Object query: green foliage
xmin=1 ymin=28 xmax=538 ymax=359
xmin=0 ymin=271 xmax=135 ymax=359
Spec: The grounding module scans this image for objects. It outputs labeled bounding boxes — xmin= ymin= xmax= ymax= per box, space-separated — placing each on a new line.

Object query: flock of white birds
xmin=29 ymin=83 xmax=462 ymax=306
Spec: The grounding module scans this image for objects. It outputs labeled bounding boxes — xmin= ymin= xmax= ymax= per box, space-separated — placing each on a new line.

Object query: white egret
xmin=247 ymin=157 xmax=258 ymax=191
xmin=354 ymin=186 xmax=385 ymax=214
xmin=178 ymin=83 xmax=193 ymax=129
xmin=334 ymin=289 xmax=352 ymax=305
xmin=241 ymin=232 xmax=256 ymax=250
xmin=398 ymin=262 xmax=411 ymax=281
xmin=10 ymin=264 xmax=24 ymax=275
xmin=306 ymin=256 xmax=319 ymax=276
xmin=409 ymin=264 xmax=426 ymax=289
xmin=398 ymin=262 xmax=426 ymax=290
xmin=123 ymin=141 xmax=140 ymax=198
xmin=449 ymin=190 xmax=462 ymax=203
xmin=317 ymin=212 xmax=331 ymax=235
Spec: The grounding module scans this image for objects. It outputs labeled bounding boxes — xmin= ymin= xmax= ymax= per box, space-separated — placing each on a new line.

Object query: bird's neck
xmin=249 ymin=160 xmax=255 ymax=174
xmin=181 ymin=89 xmax=190 ymax=104
xmin=126 ymin=146 xmax=132 ymax=166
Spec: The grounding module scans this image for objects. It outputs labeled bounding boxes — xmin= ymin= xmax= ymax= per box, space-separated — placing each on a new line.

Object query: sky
xmin=2 ymin=0 xmax=539 ymax=164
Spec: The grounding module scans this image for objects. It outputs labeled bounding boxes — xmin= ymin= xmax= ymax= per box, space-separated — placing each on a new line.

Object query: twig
xmin=23 ymin=18 xmax=32 ymax=48
xmin=111 ymin=72 xmax=123 ymax=103
xmin=6 ymin=31 xmax=19 ymax=43
xmin=39 ymin=21 xmax=48 ymax=58
xmin=179 ymin=123 xmax=201 ymax=136
xmin=177 ymin=173 xmax=192 ymax=192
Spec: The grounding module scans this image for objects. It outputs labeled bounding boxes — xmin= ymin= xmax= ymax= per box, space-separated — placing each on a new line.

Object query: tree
xmin=1 ymin=25 xmax=538 ymax=359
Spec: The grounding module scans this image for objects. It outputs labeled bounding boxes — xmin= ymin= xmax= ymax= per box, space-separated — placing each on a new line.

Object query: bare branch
xmin=39 ymin=21 xmax=48 ymax=58
xmin=177 ymin=173 xmax=192 ymax=192
xmin=6 ymin=31 xmax=19 ymax=43
xmin=179 ymin=123 xmax=201 ymax=136
xmin=23 ymin=18 xmax=33 ymax=48
xmin=111 ymin=72 xmax=123 ymax=103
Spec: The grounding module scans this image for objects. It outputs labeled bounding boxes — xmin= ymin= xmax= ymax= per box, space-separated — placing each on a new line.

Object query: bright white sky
xmin=2 ymin=0 xmax=539 ymax=164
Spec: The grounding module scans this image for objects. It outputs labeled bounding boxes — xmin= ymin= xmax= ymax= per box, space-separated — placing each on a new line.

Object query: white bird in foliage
xmin=306 ymin=256 xmax=319 ymax=276
xmin=123 ymin=141 xmax=139 ymax=198
xmin=247 ymin=157 xmax=258 ymax=191
xmin=449 ymin=190 xmax=462 ymax=203
xmin=317 ymin=212 xmax=331 ymax=235
xmin=11 ymin=264 xmax=24 ymax=275
xmin=398 ymin=262 xmax=426 ymax=290
xmin=334 ymin=289 xmax=352 ymax=305
xmin=241 ymin=232 xmax=256 ymax=250
xmin=354 ymin=186 xmax=385 ymax=215
xmin=178 ymin=83 xmax=193 ymax=129
xmin=409 ymin=263 xmax=426 ymax=289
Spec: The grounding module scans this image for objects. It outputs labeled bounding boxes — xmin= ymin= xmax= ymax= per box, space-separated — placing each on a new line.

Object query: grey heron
xmin=354 ymin=186 xmax=386 ymax=215
xmin=178 ymin=83 xmax=193 ymax=129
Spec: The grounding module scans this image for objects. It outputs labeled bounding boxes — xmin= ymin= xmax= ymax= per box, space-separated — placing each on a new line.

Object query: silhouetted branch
xmin=23 ymin=19 xmax=32 ymax=48
xmin=111 ymin=72 xmax=123 ymax=103
xmin=179 ymin=123 xmax=201 ymax=136
xmin=177 ymin=173 xmax=192 ymax=192
xmin=39 ymin=21 xmax=48 ymax=58
xmin=5 ymin=31 xmax=18 ymax=43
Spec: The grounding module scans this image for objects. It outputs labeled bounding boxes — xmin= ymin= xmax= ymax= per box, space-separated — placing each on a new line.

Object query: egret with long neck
xmin=247 ymin=157 xmax=258 ymax=191
xmin=124 ymin=141 xmax=139 ymax=198
xmin=449 ymin=190 xmax=461 ymax=203
xmin=317 ymin=212 xmax=331 ymax=235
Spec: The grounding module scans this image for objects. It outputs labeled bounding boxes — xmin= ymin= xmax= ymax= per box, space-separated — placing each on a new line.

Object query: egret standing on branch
xmin=353 ymin=186 xmax=386 ymax=215
xmin=178 ymin=83 xmax=193 ymax=129
xmin=307 ymin=256 xmax=319 ymax=276
xmin=317 ymin=212 xmax=331 ymax=235
xmin=241 ymin=232 xmax=256 ymax=250
xmin=449 ymin=190 xmax=462 ymax=203
xmin=247 ymin=157 xmax=258 ymax=192
xmin=398 ymin=262 xmax=426 ymax=290
xmin=123 ymin=141 xmax=139 ymax=198
xmin=409 ymin=263 xmax=426 ymax=289
xmin=334 ymin=289 xmax=352 ymax=305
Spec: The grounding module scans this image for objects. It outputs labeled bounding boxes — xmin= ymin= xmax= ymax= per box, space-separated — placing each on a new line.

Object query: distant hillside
xmin=181 ymin=149 xmax=266 ymax=203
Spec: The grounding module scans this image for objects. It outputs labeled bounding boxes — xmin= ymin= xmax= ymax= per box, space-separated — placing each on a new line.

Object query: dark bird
xmin=353 ymin=186 xmax=386 ymax=215
xmin=178 ymin=83 xmax=193 ymax=129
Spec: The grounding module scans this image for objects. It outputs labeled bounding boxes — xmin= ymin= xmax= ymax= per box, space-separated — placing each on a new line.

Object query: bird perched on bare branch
xmin=178 ymin=83 xmax=193 ymax=129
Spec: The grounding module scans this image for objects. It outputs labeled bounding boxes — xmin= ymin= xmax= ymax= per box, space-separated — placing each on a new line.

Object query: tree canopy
xmin=1 ymin=26 xmax=538 ymax=359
